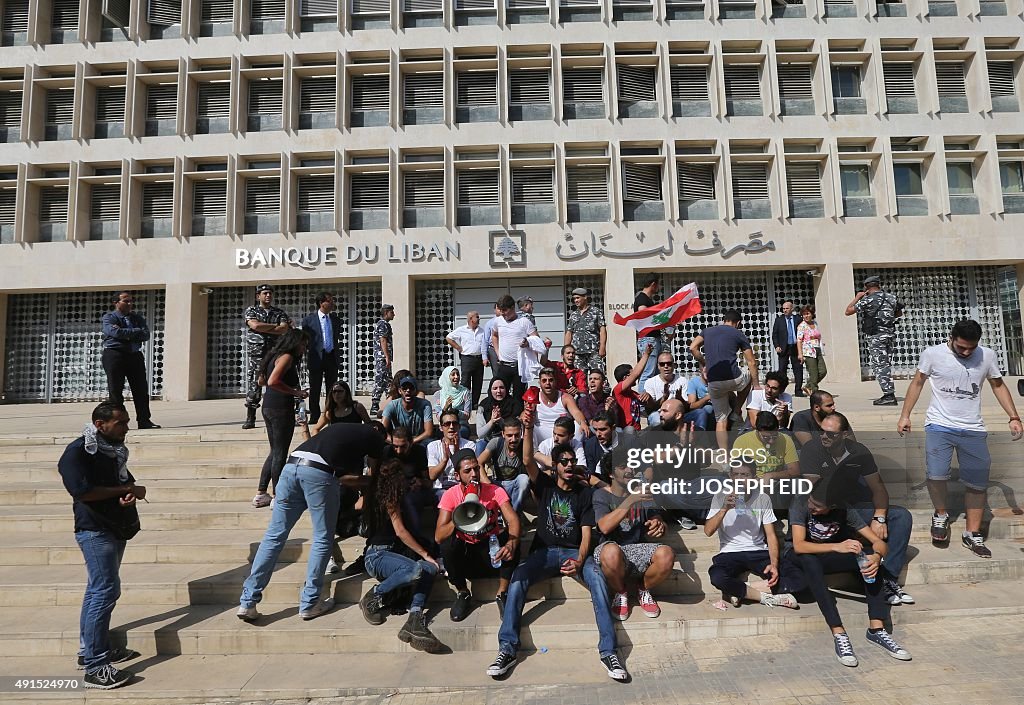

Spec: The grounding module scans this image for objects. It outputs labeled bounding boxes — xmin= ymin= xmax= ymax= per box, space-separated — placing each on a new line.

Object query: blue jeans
xmin=500 ymin=474 xmax=530 ymax=512
xmin=76 ymin=530 xmax=126 ymax=673
xmin=684 ymin=405 xmax=715 ymax=431
xmin=498 ymin=546 xmax=616 ymax=657
xmin=850 ymin=503 xmax=912 ymax=579
xmin=240 ymin=463 xmax=341 ymax=611
xmin=364 ymin=545 xmax=438 ymax=611
xmin=637 ymin=337 xmax=661 ymax=389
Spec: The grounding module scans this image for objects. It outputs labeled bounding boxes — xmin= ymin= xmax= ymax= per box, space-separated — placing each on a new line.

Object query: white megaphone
xmin=453 ymin=482 xmax=490 ymax=536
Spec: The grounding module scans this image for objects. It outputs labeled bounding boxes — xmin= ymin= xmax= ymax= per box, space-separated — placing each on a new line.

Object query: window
xmin=193 ymin=181 xmax=226 ymax=218
xmin=0 ymin=91 xmax=21 ymax=140
xmin=677 ymin=162 xmax=715 ymax=201
xmin=0 ymin=187 xmax=16 ymax=240
xmin=831 ymin=66 xmax=861 ymax=98
xmin=51 ymin=0 xmax=79 ymax=41
xmin=200 ymin=0 xmax=233 ymax=33
xmin=936 ymin=61 xmax=968 ymax=112
xmin=622 ymin=162 xmax=662 ymax=202
xmin=566 ymin=166 xmax=608 ymax=203
xmin=786 ymin=162 xmax=821 ymax=199
xmin=300 ymin=0 xmax=337 ymax=28
xmin=403 ymin=170 xmax=444 ymax=208
xmin=893 ymin=163 xmax=923 ymax=195
xmin=250 ymin=0 xmax=285 ymax=32
xmin=247 ymin=79 xmax=282 ymax=131
xmin=89 ymin=184 xmax=120 ymax=239
xmin=1001 ymin=161 xmax=1024 ymax=193
xmin=669 ymin=64 xmax=710 ymax=116
xmin=946 ymin=162 xmax=974 ymax=194
xmin=297 ymin=175 xmax=334 ymax=231
xmin=402 ymin=72 xmax=443 ymax=125
xmin=141 ymin=181 xmax=173 ymax=237
xmin=244 ymin=178 xmax=280 ymax=233
xmin=617 ymin=65 xmax=657 ymax=104
xmin=296 ymin=76 xmax=335 ymax=129
xmin=145 ymin=84 xmax=177 ymax=135
xmin=44 ymin=89 xmax=73 ymax=141
xmin=508 ymin=69 xmax=550 ymax=105
xmin=349 ymin=172 xmax=389 ymax=230
xmin=3 ymin=0 xmax=29 ymax=43
xmin=562 ymin=68 xmax=604 ymax=118
xmin=456 ymin=71 xmax=498 ymax=120
xmin=456 ymin=168 xmax=499 ymax=225
xmin=731 ymin=163 xmax=769 ymax=200
xmin=840 ymin=164 xmax=871 ymax=197
xmin=882 ymin=62 xmax=916 ymax=113
xmin=196 ymin=82 xmax=230 ymax=134
xmin=350 ymin=74 xmax=389 ymax=127
xmin=39 ymin=186 xmax=69 ymax=240
xmin=94 ymin=86 xmax=125 ymax=138
xmin=988 ymin=61 xmax=1015 ymax=98
xmin=777 ymin=63 xmax=813 ymax=101
xmin=148 ymin=0 xmax=182 ymax=33
xmin=723 ymin=64 xmax=761 ymax=113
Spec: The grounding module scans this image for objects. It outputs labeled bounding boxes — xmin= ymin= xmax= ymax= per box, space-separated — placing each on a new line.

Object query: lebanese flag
xmin=613 ymin=283 xmax=702 ymax=337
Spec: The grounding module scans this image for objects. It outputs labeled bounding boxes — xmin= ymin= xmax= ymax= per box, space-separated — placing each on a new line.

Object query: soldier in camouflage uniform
xmin=846 ymin=275 xmax=904 ymax=406
xmin=370 ymin=304 xmax=395 ymax=417
xmin=242 ymin=285 xmax=292 ymax=429
xmin=565 ymin=287 xmax=607 ymax=374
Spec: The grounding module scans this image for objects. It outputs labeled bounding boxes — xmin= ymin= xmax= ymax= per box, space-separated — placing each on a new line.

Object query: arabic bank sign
xmin=555 ymin=230 xmax=776 ymax=261
xmin=234 ymin=242 xmax=461 ymax=270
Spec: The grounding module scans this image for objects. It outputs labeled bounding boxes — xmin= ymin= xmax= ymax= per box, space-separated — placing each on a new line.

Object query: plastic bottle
xmin=856 ymin=551 xmax=875 ymax=584
xmin=734 ymin=495 xmax=748 ymax=516
xmin=297 ymin=400 xmax=307 ymax=424
xmin=489 ymin=534 xmax=501 ymax=569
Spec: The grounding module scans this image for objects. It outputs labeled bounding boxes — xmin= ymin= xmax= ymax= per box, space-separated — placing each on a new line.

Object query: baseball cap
xmin=398 ymin=376 xmax=418 ymax=390
xmin=863 ymin=275 xmax=881 ymax=287
xmin=516 ymin=296 xmax=533 ymax=306
xmin=256 ymin=284 xmax=273 ymax=293
xmin=571 ymin=287 xmax=589 ymax=296
xmin=381 ymin=303 xmax=395 ymax=311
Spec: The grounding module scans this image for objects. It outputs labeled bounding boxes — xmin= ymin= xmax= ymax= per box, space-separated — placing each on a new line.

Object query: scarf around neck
xmin=82 ymin=423 xmax=130 ymax=483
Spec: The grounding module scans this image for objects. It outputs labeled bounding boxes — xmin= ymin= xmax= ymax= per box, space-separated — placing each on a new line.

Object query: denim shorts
xmin=925 ymin=424 xmax=991 ymax=490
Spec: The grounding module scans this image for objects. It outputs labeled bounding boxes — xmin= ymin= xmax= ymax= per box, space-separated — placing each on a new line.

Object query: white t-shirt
xmin=427 ymin=437 xmax=475 ymax=489
xmin=919 ymin=343 xmax=1001 ymax=432
xmin=745 ymin=389 xmax=794 ymax=415
xmin=537 ymin=436 xmax=586 ymax=466
xmin=642 ymin=373 xmax=689 ymax=402
xmin=707 ymin=490 xmax=777 ymax=553
xmin=493 ymin=316 xmax=536 ymax=363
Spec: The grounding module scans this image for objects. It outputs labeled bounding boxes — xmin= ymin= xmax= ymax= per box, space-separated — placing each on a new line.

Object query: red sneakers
xmin=638 ymin=589 xmax=661 ymax=618
xmin=612 ymin=592 xmax=629 ymax=621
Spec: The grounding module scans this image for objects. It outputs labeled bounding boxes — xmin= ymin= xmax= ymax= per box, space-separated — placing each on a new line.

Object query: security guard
xmin=242 ymin=285 xmax=292 ymax=429
xmin=846 ymin=275 xmax=903 ymax=406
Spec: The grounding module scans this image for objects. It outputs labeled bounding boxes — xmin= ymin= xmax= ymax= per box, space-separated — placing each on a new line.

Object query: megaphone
xmin=453 ymin=482 xmax=490 ymax=536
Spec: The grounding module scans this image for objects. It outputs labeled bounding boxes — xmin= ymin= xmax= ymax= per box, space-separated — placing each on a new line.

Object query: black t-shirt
xmin=633 ymin=292 xmax=656 ymax=339
xmin=262 ymin=354 xmax=301 ymax=410
xmin=294 ymin=423 xmax=387 ymax=476
xmin=798 ymin=440 xmax=878 ymax=506
xmin=381 ymin=444 xmax=429 ymax=481
xmin=58 ymin=437 xmax=139 ymax=534
xmin=789 ymin=409 xmax=819 ymax=445
xmin=530 ymin=472 xmax=594 ymax=551
xmin=787 ymin=501 xmax=866 ymax=544
xmin=367 ymin=497 xmax=418 ymax=547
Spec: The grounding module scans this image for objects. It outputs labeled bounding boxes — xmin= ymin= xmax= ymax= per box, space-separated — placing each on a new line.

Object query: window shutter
xmin=200 ymin=0 xmax=232 ymax=22
xmin=350 ymin=172 xmax=389 ymax=209
xmin=935 ymin=62 xmax=966 ymax=97
xmin=562 ymin=68 xmax=603 ymax=103
xmin=457 ymin=71 xmax=498 ymax=106
xmin=511 ymin=167 xmax=553 ymax=204
xmin=248 ymin=79 xmax=282 ymax=115
xmin=95 ymin=86 xmax=125 ymax=122
xmin=731 ymin=162 xmax=769 ymax=199
xmin=146 ymin=84 xmax=177 ymax=120
xmin=197 ymin=82 xmax=230 ymax=118
xmin=40 ymin=187 xmax=69 ymax=222
xmin=0 ymin=92 xmax=21 ymax=127
xmin=508 ymin=0 xmax=546 ymax=7
xmin=148 ymin=0 xmax=181 ymax=25
xmin=457 ymin=169 xmax=499 ymax=205
xmin=561 ymin=0 xmax=598 ymax=5
xmin=882 ymin=63 xmax=915 ymax=98
xmin=298 ymin=175 xmax=334 ymax=212
xmin=724 ymin=64 xmax=761 ymax=101
xmin=351 ymin=75 xmax=389 ymax=112
xmin=566 ymin=166 xmax=607 ymax=202
xmin=456 ymin=0 xmax=495 ymax=8
xmin=670 ymin=65 xmax=709 ymax=102
xmin=786 ymin=162 xmax=821 ymax=198
xmin=46 ymin=90 xmax=74 ymax=124
xmin=988 ymin=61 xmax=1015 ymax=98
xmin=622 ymin=162 xmax=662 ymax=202
xmin=300 ymin=77 xmax=336 ymax=113
xmin=404 ymin=0 xmax=442 ymax=10
xmin=404 ymin=73 xmax=443 ymax=108
xmin=246 ymin=178 xmax=280 ymax=214
xmin=508 ymin=69 xmax=550 ymax=105
xmin=251 ymin=0 xmax=285 ymax=19
xmin=403 ymin=170 xmax=444 ymax=208
xmin=52 ymin=0 xmax=79 ymax=29
xmin=142 ymin=182 xmax=173 ymax=218
xmin=0 ymin=188 xmax=15 ymax=224
xmin=102 ymin=0 xmax=130 ymax=27
xmin=2 ymin=0 xmax=29 ymax=32
xmin=301 ymin=0 xmax=337 ymax=15
xmin=90 ymin=184 xmax=120 ymax=220
xmin=776 ymin=63 xmax=813 ymax=100
xmin=352 ymin=0 xmax=388 ymax=12
xmin=193 ymin=180 xmax=226 ymax=216
xmin=617 ymin=65 xmax=656 ymax=102
xmin=676 ymin=162 xmax=715 ymax=200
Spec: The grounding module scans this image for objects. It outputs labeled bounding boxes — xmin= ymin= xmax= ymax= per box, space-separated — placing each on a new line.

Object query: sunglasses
xmin=556 ymin=457 xmax=575 ymax=466
xmin=441 ymin=421 xmax=459 ymax=428
xmin=821 ymin=430 xmax=842 ymax=439
xmin=658 ymin=362 xmax=674 ymax=367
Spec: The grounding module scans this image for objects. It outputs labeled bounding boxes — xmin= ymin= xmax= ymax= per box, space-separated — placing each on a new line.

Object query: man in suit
xmin=772 ymin=300 xmax=804 ymax=397
xmin=301 ymin=293 xmax=342 ymax=425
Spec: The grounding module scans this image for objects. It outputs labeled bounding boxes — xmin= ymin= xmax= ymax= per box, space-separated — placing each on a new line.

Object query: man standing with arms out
xmin=58 ymin=402 xmax=144 ymax=689
xmin=846 ymin=275 xmax=903 ymax=406
xmin=370 ymin=304 xmax=396 ymax=417
xmin=101 ymin=292 xmax=159 ymax=430
xmin=243 ymin=285 xmax=292 ymax=429
xmin=634 ymin=274 xmax=673 ymax=389
xmin=446 ymin=311 xmax=486 ymax=411
xmin=897 ymin=319 xmax=1024 ymax=557
xmin=772 ymin=300 xmax=804 ymax=397
xmin=565 ymin=287 xmax=607 ymax=374
xmin=689 ymin=309 xmax=760 ymax=452
xmin=300 ymin=293 xmax=341 ymax=428
xmin=491 ymin=294 xmax=538 ymax=400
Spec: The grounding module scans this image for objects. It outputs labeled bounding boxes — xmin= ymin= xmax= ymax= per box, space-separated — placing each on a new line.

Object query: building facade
xmin=1 ymin=0 xmax=1024 ymax=402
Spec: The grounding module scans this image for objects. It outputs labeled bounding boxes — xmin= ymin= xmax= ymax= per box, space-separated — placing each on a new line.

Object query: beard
xmin=661 ymin=415 xmax=680 ymax=432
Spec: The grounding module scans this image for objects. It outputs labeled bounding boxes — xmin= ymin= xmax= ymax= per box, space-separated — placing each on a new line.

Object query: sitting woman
xmin=358 ymin=458 xmax=447 ymax=653
xmin=475 ymin=378 xmax=523 ymax=455
xmin=311 ymin=381 xmax=371 ymax=435
xmin=436 ymin=365 xmax=472 ymax=438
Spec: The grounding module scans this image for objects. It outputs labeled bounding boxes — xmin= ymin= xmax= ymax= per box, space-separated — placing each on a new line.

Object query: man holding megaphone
xmin=436 ymin=450 xmax=521 ymax=622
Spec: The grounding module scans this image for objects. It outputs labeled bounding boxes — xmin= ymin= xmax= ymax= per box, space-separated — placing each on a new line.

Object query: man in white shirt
xmin=744 ymin=371 xmax=793 ymax=431
xmin=491 ymin=295 xmax=538 ymax=400
xmin=447 ymin=311 xmax=486 ymax=410
xmin=643 ymin=352 xmax=689 ymax=426
xmin=427 ymin=410 xmax=475 ymax=500
xmin=897 ymin=319 xmax=1023 ymax=557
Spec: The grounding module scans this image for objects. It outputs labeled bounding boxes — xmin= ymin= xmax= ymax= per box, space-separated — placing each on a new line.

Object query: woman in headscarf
xmin=475 ymin=377 xmax=524 ymax=454
xmin=436 ymin=365 xmax=472 ymax=437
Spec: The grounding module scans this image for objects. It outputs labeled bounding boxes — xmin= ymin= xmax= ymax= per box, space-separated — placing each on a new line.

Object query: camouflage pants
xmin=244 ymin=344 xmax=266 ymax=409
xmin=575 ymin=351 xmax=605 ymax=375
xmin=371 ymin=357 xmax=392 ymax=409
xmin=867 ymin=333 xmax=895 ymax=396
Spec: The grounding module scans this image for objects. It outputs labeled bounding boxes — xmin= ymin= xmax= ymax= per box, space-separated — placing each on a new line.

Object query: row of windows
xmin=3 ymin=140 xmax=1022 ymax=243
xmin=1 ymin=45 xmax=1019 ymax=142
xmin=2 ymin=0 xmax=1018 ymax=46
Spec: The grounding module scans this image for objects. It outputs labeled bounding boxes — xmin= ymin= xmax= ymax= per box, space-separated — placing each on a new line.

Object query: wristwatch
xmin=872 ymin=516 xmax=887 ymax=524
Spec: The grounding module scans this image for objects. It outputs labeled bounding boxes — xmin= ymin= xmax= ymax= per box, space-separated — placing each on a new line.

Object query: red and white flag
xmin=613 ymin=283 xmax=702 ymax=337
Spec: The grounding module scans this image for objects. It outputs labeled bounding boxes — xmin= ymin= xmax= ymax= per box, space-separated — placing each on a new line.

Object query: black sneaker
xmin=77 ymin=647 xmax=141 ymax=670
xmin=963 ymin=532 xmax=992 ymax=558
xmin=601 ymin=653 xmax=629 ymax=681
xmin=883 ymin=578 xmax=915 ymax=605
xmin=343 ymin=554 xmax=366 ymax=576
xmin=495 ymin=591 xmax=507 ymax=619
xmin=84 ymin=664 xmax=133 ymax=689
xmin=931 ymin=513 xmax=950 ymax=544
xmin=873 ymin=394 xmax=898 ymax=406
xmin=450 ymin=590 xmax=472 ymax=622
xmin=486 ymin=651 xmax=518 ymax=677
xmin=359 ymin=587 xmax=387 ymax=626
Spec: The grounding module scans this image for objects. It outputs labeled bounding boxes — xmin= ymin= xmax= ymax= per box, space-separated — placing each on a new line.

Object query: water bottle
xmin=734 ymin=495 xmax=748 ymax=516
xmin=856 ymin=551 xmax=875 ymax=584
xmin=489 ymin=534 xmax=501 ymax=569
xmin=297 ymin=400 xmax=307 ymax=424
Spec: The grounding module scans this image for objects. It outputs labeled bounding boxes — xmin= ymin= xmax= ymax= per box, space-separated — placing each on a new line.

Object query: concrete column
xmin=816 ymin=262 xmax=862 ymax=383
xmin=384 ymin=272 xmax=415 ymax=374
xmin=161 ymin=282 xmax=208 ymax=401
xmin=604 ymin=266 xmax=637 ymax=370
xmin=0 ymin=293 xmax=7 ymax=397
xmin=1015 ymin=263 xmax=1024 ymax=375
